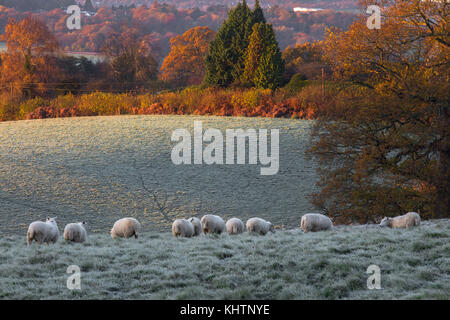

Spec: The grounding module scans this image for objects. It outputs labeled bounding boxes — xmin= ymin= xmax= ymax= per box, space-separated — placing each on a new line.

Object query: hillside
xmin=0 ymin=116 xmax=318 ymax=236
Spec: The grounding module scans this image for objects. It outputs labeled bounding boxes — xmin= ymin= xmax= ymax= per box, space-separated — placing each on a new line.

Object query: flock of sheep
xmin=25 ymin=212 xmax=421 ymax=245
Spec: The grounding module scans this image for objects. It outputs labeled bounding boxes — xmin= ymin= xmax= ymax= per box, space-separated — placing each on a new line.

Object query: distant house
xmin=293 ymin=7 xmax=323 ymax=12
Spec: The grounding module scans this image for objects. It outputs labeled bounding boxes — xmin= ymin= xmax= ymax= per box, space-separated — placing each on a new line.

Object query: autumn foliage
xmin=19 ymin=85 xmax=323 ymax=121
xmin=0 ymin=16 xmax=61 ymax=96
xmin=309 ymin=0 xmax=450 ymax=222
xmin=160 ymin=27 xmax=215 ymax=87
xmin=0 ymin=3 xmax=359 ymax=65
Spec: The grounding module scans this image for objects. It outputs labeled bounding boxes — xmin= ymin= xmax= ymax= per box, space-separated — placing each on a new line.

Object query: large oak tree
xmin=309 ymin=0 xmax=449 ymax=222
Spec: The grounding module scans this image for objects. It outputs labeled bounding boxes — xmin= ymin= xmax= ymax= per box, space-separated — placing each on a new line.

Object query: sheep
xmin=111 ymin=217 xmax=141 ymax=239
xmin=187 ymin=217 xmax=201 ymax=236
xmin=201 ymin=214 xmax=226 ymax=235
xmin=226 ymin=217 xmax=245 ymax=235
xmin=27 ymin=217 xmax=60 ymax=245
xmin=300 ymin=213 xmax=333 ymax=233
xmin=379 ymin=212 xmax=421 ymax=228
xmin=246 ymin=217 xmax=275 ymax=235
xmin=172 ymin=219 xmax=195 ymax=238
xmin=64 ymin=222 xmax=87 ymax=243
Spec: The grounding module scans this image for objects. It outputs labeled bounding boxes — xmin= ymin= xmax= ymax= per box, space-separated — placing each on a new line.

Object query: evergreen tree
xmin=241 ymin=23 xmax=265 ymax=85
xmin=254 ymin=42 xmax=285 ymax=90
xmin=203 ymin=21 xmax=235 ymax=86
xmin=83 ymin=0 xmax=95 ymax=12
xmin=229 ymin=0 xmax=255 ymax=83
xmin=204 ymin=1 xmax=254 ymax=87
xmin=252 ymin=0 xmax=266 ymax=24
xmin=243 ymin=23 xmax=284 ymax=89
xmin=204 ymin=0 xmax=282 ymax=88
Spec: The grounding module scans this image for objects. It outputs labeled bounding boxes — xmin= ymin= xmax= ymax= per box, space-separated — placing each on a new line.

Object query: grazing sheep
xmin=111 ymin=217 xmax=141 ymax=239
xmin=64 ymin=222 xmax=87 ymax=243
xmin=226 ymin=218 xmax=245 ymax=235
xmin=300 ymin=213 xmax=333 ymax=233
xmin=172 ymin=219 xmax=195 ymax=238
xmin=187 ymin=217 xmax=201 ymax=236
xmin=246 ymin=217 xmax=275 ymax=235
xmin=379 ymin=212 xmax=421 ymax=228
xmin=201 ymin=214 xmax=226 ymax=235
xmin=27 ymin=217 xmax=60 ymax=245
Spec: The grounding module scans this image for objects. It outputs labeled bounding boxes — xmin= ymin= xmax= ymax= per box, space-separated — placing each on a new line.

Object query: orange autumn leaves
xmin=0 ymin=16 xmax=61 ymax=96
xmin=160 ymin=26 xmax=215 ymax=87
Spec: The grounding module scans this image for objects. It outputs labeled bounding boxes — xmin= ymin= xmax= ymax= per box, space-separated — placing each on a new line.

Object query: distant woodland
xmin=0 ymin=0 xmax=359 ymax=11
xmin=0 ymin=1 xmax=358 ymax=63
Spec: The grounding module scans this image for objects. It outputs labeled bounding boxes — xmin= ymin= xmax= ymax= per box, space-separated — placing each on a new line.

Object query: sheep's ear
xmin=47 ymin=217 xmax=50 ymax=221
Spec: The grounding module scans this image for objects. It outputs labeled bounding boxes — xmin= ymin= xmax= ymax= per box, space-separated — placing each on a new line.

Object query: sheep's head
xmin=379 ymin=217 xmax=392 ymax=227
xmin=269 ymin=223 xmax=275 ymax=233
xmin=46 ymin=217 xmax=57 ymax=225
xmin=80 ymin=221 xmax=87 ymax=229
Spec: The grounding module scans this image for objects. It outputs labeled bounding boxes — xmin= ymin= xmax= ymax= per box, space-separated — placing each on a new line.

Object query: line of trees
xmin=0 ymin=1 xmax=288 ymax=95
xmin=0 ymin=2 xmax=358 ymax=62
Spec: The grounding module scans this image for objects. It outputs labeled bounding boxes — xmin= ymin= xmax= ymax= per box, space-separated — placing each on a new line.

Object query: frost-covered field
xmin=0 ymin=220 xmax=449 ymax=299
xmin=1 ymin=115 xmax=448 ymax=300
xmin=0 ymin=115 xmax=317 ymax=235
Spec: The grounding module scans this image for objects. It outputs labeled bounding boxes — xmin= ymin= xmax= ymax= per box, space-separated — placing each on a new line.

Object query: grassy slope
xmin=0 ymin=116 xmax=318 ymax=235
xmin=0 ymin=219 xmax=448 ymax=300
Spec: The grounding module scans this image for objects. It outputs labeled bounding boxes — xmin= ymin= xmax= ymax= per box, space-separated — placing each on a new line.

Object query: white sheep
xmin=27 ymin=217 xmax=60 ymax=245
xmin=226 ymin=217 xmax=245 ymax=235
xmin=187 ymin=217 xmax=201 ymax=236
xmin=379 ymin=212 xmax=421 ymax=228
xmin=64 ymin=222 xmax=87 ymax=243
xmin=201 ymin=214 xmax=226 ymax=235
xmin=111 ymin=217 xmax=141 ymax=239
xmin=300 ymin=213 xmax=333 ymax=232
xmin=246 ymin=217 xmax=275 ymax=235
xmin=172 ymin=219 xmax=195 ymax=238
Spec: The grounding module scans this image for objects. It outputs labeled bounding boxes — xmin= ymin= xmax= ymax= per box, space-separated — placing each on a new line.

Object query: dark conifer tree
xmin=204 ymin=1 xmax=254 ymax=86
